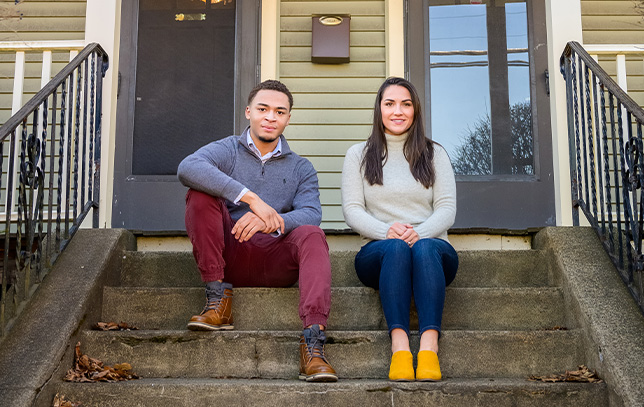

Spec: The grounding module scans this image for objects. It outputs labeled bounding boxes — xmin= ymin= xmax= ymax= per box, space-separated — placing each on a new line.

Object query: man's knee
xmin=291 ymin=225 xmax=325 ymax=238
xmin=288 ymin=225 xmax=329 ymax=252
xmin=186 ymin=189 xmax=225 ymax=212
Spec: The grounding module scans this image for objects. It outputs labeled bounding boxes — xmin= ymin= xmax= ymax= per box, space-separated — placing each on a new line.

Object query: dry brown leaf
xmin=545 ymin=326 xmax=568 ymax=331
xmin=528 ymin=365 xmax=603 ymax=383
xmin=92 ymin=321 xmax=138 ymax=331
xmin=63 ymin=342 xmax=140 ymax=383
xmin=52 ymin=393 xmax=82 ymax=407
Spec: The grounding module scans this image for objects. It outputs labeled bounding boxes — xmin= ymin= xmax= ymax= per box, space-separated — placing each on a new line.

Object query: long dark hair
xmin=361 ymin=77 xmax=435 ymax=188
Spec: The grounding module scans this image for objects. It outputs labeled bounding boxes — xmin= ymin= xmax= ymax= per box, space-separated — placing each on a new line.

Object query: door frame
xmin=406 ymin=0 xmax=555 ymax=229
xmin=112 ymin=0 xmax=260 ymax=231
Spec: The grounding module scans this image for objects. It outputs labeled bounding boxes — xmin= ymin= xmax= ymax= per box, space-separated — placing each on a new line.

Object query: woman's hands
xmin=386 ymin=222 xmax=420 ymax=247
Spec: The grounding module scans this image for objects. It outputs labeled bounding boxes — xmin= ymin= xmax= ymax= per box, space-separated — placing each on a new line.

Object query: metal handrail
xmin=561 ymin=41 xmax=644 ymax=313
xmin=0 ymin=43 xmax=108 ymax=337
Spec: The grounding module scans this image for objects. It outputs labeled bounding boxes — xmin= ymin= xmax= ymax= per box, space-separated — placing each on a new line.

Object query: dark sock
xmin=205 ymin=281 xmax=233 ymax=300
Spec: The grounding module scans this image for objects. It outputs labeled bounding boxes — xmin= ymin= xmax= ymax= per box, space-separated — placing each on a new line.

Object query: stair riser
xmin=121 ymin=250 xmax=551 ymax=288
xmin=78 ymin=330 xmax=584 ymax=379
xmin=55 ymin=380 xmax=607 ymax=407
xmin=102 ymin=287 xmax=566 ymax=331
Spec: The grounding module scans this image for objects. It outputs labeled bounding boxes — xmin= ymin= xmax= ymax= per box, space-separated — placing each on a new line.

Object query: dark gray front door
xmin=408 ymin=0 xmax=555 ymax=229
xmin=113 ymin=0 xmax=258 ymax=231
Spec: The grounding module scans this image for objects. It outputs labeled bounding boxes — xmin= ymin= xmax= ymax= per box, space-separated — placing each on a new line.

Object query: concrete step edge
xmin=71 ymin=329 xmax=587 ymax=380
xmin=104 ymin=286 xmax=562 ymax=293
xmin=53 ymin=377 xmax=608 ymax=407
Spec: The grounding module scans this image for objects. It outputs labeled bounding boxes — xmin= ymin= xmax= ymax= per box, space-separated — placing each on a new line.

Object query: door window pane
xmin=133 ymin=0 xmax=235 ymax=175
xmin=428 ymin=0 xmax=533 ymax=176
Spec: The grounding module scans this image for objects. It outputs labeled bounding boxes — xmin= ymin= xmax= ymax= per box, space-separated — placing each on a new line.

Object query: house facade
xmin=1 ymin=0 xmax=643 ymax=233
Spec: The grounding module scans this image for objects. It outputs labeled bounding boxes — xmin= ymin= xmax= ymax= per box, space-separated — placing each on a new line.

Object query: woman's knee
xmin=412 ymin=238 xmax=442 ymax=252
xmin=383 ymin=238 xmax=413 ymax=259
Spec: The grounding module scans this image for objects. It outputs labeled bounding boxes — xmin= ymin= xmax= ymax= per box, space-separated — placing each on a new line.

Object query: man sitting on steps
xmin=177 ymin=79 xmax=337 ymax=382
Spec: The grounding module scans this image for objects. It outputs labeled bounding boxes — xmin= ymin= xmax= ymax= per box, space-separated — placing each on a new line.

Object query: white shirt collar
xmin=246 ymin=131 xmax=282 ymax=163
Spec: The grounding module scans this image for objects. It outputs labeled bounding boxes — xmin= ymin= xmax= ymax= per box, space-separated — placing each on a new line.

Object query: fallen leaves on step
xmin=544 ymin=326 xmax=568 ymax=331
xmin=528 ymin=365 xmax=603 ymax=383
xmin=63 ymin=342 xmax=140 ymax=382
xmin=52 ymin=393 xmax=82 ymax=407
xmin=92 ymin=321 xmax=139 ymax=331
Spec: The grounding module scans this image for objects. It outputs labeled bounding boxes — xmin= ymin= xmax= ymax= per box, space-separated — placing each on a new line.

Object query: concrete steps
xmin=56 ymin=378 xmax=608 ymax=407
xmin=52 ymin=244 xmax=607 ymax=406
xmin=78 ymin=329 xmax=584 ymax=379
xmin=121 ymin=250 xmax=553 ymax=288
xmin=102 ymin=286 xmax=567 ymax=331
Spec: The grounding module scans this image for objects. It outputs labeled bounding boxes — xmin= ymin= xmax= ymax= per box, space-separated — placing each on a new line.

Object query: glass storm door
xmin=408 ymin=0 xmax=555 ymax=229
xmin=113 ymin=0 xmax=258 ymax=231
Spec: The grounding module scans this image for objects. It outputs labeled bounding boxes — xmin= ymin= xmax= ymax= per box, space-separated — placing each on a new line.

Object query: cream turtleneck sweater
xmin=341 ymin=132 xmax=456 ymax=245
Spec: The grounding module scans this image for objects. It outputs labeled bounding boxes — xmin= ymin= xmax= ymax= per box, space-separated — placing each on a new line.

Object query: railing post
xmin=93 ymin=53 xmax=106 ymax=229
xmin=563 ymin=50 xmax=580 ymax=226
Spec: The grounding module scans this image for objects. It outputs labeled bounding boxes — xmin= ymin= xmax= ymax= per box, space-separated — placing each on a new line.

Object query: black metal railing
xmin=0 ymin=43 xmax=108 ymax=337
xmin=561 ymin=41 xmax=644 ymax=313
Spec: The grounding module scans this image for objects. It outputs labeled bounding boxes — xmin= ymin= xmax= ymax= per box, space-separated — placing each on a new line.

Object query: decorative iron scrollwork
xmin=17 ymin=130 xmax=45 ymax=269
xmin=624 ymin=137 xmax=643 ymax=191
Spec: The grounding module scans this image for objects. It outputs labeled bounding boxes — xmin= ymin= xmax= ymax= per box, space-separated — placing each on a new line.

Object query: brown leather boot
xmin=299 ymin=324 xmax=338 ymax=382
xmin=187 ymin=283 xmax=234 ymax=331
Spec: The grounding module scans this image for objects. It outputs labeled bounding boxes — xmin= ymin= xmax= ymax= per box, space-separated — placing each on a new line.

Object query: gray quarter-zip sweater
xmin=177 ymin=129 xmax=322 ymax=233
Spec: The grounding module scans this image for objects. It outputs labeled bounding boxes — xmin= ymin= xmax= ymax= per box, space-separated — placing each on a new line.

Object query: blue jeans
xmin=354 ymin=238 xmax=458 ymax=337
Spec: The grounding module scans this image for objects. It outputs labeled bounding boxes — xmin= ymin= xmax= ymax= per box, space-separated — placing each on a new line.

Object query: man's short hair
xmin=247 ymin=80 xmax=294 ymax=110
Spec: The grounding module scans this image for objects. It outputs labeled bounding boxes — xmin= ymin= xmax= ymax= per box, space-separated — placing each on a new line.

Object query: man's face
xmin=245 ymin=89 xmax=291 ymax=144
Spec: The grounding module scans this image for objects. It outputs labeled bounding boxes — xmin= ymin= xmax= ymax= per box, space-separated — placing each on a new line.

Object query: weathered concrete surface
xmin=102 ymin=286 xmax=566 ymax=331
xmin=0 ymin=229 xmax=136 ymax=407
xmin=534 ymin=227 xmax=644 ymax=407
xmin=121 ymin=249 xmax=552 ymax=288
xmin=76 ymin=329 xmax=585 ymax=379
xmin=55 ymin=378 xmax=607 ymax=407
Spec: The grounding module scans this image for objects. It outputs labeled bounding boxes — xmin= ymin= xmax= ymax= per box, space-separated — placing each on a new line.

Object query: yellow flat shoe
xmin=416 ymin=350 xmax=441 ymax=381
xmin=389 ymin=350 xmax=414 ymax=381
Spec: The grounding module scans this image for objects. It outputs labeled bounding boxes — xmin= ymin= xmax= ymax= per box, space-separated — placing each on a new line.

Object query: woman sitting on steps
xmin=341 ymin=77 xmax=458 ymax=381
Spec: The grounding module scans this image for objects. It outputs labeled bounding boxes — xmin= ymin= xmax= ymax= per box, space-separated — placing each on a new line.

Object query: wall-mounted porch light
xmin=311 ymin=14 xmax=351 ymax=64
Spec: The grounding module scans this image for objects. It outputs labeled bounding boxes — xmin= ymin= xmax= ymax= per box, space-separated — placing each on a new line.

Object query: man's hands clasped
xmin=233 ymin=191 xmax=285 ymax=242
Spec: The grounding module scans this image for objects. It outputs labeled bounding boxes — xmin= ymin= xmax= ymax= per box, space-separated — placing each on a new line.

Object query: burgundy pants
xmin=185 ymin=189 xmax=331 ymax=327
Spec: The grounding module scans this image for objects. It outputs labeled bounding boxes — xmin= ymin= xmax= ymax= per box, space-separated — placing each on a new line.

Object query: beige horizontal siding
xmin=282 ymin=77 xmax=385 ymax=92
xmin=291 ymin=94 xmax=375 ymax=109
xmin=280 ymin=61 xmax=386 ymax=77
xmin=280 ymin=2 xmax=385 ymax=15
xmin=287 ymin=124 xmax=372 ymax=138
xmin=0 ymin=1 xmax=86 ymax=41
xmin=281 ymin=46 xmax=385 ymax=62
xmin=581 ymin=1 xmax=643 ymax=15
xmin=581 ymin=1 xmax=644 ymax=109
xmin=289 ymin=110 xmax=373 ymax=125
xmin=584 ymin=31 xmax=644 ymax=43
xmin=581 ymin=0 xmax=644 ymax=43
xmin=583 ymin=15 xmax=644 ymax=31
xmin=0 ymin=0 xmax=86 ymax=131
xmin=0 ymin=17 xmax=85 ymax=33
xmin=280 ymin=0 xmax=385 ymax=229
xmin=281 ymin=31 xmax=385 ymax=46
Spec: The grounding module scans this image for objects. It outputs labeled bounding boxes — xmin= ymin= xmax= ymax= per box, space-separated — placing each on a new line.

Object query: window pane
xmin=505 ymin=2 xmax=533 ymax=175
xmin=428 ymin=0 xmax=533 ymax=176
